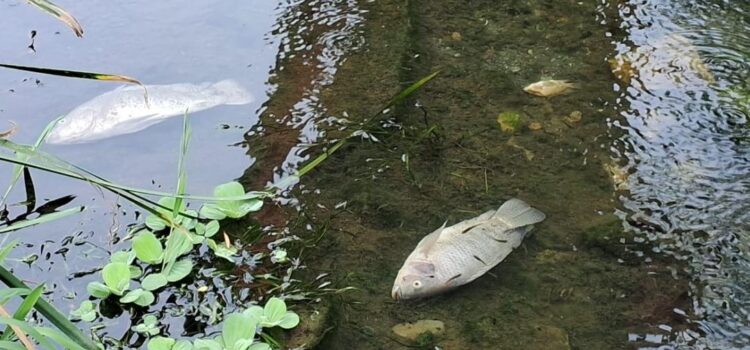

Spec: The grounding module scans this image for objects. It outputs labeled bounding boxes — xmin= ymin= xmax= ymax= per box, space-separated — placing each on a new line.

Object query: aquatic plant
xmin=146 ymin=298 xmax=299 ymax=350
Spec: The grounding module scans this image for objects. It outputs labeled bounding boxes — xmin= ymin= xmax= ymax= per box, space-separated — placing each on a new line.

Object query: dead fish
xmin=523 ymin=80 xmax=576 ymax=97
xmin=391 ymin=198 xmax=545 ymax=300
xmin=46 ymin=79 xmax=253 ymax=144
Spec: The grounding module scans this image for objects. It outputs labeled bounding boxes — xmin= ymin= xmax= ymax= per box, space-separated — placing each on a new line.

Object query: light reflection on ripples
xmin=607 ymin=0 xmax=750 ymax=348
xmin=258 ymin=0 xmax=365 ymax=194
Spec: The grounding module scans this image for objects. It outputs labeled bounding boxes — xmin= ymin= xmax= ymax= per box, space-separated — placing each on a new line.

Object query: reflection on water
xmin=608 ymin=0 xmax=750 ymax=347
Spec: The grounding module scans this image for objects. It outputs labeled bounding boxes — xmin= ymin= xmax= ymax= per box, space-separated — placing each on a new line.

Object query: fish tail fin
xmin=492 ymin=198 xmax=546 ymax=229
xmin=211 ymin=79 xmax=254 ymax=105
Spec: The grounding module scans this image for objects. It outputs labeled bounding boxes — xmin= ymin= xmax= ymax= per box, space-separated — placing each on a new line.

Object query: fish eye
xmin=412 ymin=280 xmax=422 ymax=289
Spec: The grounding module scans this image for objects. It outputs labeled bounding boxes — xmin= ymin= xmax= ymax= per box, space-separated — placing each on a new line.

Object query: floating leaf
xmin=199 ymin=204 xmax=226 ymax=220
xmin=207 ymin=239 xmax=237 ymax=262
xmin=141 ymin=273 xmax=168 ymax=291
xmin=134 ymin=290 xmax=155 ymax=307
xmin=164 ymin=258 xmax=193 ymax=283
xmin=133 ymin=231 xmax=163 ymax=264
xmin=277 ymin=313 xmax=300 ymax=329
xmin=69 ymin=301 xmax=96 ymax=322
xmin=162 ymin=231 xmax=192 ymax=267
xmin=119 ymin=289 xmax=143 ymax=304
xmin=173 ymin=340 xmax=193 ymax=350
xmin=193 ymin=339 xmax=222 ymax=350
xmin=263 ymin=297 xmax=286 ymax=324
xmin=204 ymin=220 xmax=220 ymax=238
xmin=110 ymin=250 xmax=136 ymax=265
xmin=86 ymin=282 xmax=110 ymax=299
xmin=247 ymin=343 xmax=271 ymax=350
xmin=222 ymin=313 xmax=257 ymax=350
xmin=148 ymin=337 xmax=176 ymax=350
xmin=26 ymin=0 xmax=84 ymax=37
xmin=129 ymin=265 xmax=143 ymax=279
xmin=102 ymin=262 xmax=130 ymax=296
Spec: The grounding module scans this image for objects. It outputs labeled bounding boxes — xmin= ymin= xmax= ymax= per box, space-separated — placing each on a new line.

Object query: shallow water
xmin=1 ymin=0 xmax=750 ymax=349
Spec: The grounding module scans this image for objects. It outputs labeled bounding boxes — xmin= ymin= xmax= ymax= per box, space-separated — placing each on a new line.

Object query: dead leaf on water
xmin=27 ymin=0 xmax=84 ymax=37
xmin=0 ymin=121 xmax=18 ymax=139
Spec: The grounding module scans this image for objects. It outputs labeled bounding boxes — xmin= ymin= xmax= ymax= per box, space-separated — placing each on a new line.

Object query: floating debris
xmin=391 ymin=320 xmax=445 ymax=341
xmin=496 ymin=111 xmax=521 ymax=133
xmin=0 ymin=121 xmax=18 ymax=139
xmin=528 ymin=122 xmax=543 ymax=131
xmin=523 ymin=80 xmax=576 ymax=97
xmin=450 ymin=32 xmax=462 ymax=41
xmin=608 ymin=57 xmax=639 ymax=85
xmin=603 ymin=161 xmax=628 ymax=191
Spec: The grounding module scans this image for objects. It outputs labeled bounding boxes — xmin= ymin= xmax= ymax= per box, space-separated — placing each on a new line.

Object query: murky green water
xmin=1 ymin=0 xmax=750 ymax=348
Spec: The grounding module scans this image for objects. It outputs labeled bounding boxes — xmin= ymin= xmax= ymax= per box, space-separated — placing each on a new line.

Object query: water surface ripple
xmin=608 ymin=0 xmax=750 ymax=347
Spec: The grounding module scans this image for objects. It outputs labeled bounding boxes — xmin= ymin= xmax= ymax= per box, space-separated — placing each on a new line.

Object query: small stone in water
xmin=451 ymin=32 xmax=462 ymax=41
xmin=565 ymin=111 xmax=582 ymax=124
xmin=392 ymin=320 xmax=445 ymax=341
xmin=529 ymin=122 xmax=543 ymax=131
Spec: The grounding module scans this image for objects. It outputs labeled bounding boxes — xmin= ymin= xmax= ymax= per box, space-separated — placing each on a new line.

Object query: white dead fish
xmin=46 ymin=79 xmax=253 ymax=144
xmin=392 ymin=198 xmax=545 ymax=300
xmin=523 ymin=80 xmax=576 ymax=97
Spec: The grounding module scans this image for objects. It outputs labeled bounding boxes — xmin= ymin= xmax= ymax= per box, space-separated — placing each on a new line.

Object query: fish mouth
xmin=391 ymin=286 xmax=401 ymax=301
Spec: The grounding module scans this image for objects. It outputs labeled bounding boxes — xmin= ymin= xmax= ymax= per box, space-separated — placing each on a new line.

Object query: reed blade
xmin=26 ymin=0 xmax=83 ymax=37
xmin=0 ymin=64 xmax=140 ymax=86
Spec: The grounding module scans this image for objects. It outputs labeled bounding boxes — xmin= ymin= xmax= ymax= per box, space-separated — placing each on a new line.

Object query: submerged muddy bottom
xmin=247 ymin=0 xmax=720 ymax=349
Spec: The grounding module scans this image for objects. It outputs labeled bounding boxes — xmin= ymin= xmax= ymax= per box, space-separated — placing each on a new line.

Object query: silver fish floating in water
xmin=392 ymin=198 xmax=545 ymax=300
xmin=46 ymin=79 xmax=253 ymax=144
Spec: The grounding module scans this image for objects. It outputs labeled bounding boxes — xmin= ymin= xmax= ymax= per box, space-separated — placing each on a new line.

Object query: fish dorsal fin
xmin=415 ymin=221 xmax=447 ymax=256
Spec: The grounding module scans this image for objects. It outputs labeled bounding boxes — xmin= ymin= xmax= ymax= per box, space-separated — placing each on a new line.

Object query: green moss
xmin=497 ymin=111 xmax=522 ymax=133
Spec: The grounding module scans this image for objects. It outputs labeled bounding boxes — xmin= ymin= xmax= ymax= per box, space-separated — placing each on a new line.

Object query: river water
xmin=0 ymin=0 xmax=749 ymax=349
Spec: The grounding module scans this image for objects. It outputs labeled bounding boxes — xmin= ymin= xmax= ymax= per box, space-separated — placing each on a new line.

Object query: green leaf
xmin=148 ymin=336 xmax=176 ymax=350
xmin=86 ymin=282 xmax=110 ymax=299
xmin=0 ymin=288 xmax=30 ymax=305
xmin=0 ymin=206 xmax=85 ymax=233
xmin=164 ymin=258 xmax=193 ymax=282
xmin=70 ymin=301 xmax=96 ymax=322
xmin=242 ymin=306 xmax=263 ymax=322
xmin=35 ymin=326 xmax=88 ymax=350
xmin=110 ymin=251 xmax=136 ymax=265
xmin=204 ymin=220 xmax=220 ymax=238
xmin=277 ymin=313 xmax=300 ymax=329
xmin=102 ymin=262 xmax=130 ymax=295
xmin=199 ymin=204 xmax=226 ymax=220
xmin=134 ymin=290 xmax=155 ymax=307
xmin=247 ymin=343 xmax=271 ymax=350
xmin=207 ymin=239 xmax=237 ymax=262
xmin=222 ymin=313 xmax=257 ymax=350
xmin=130 ymin=265 xmax=143 ymax=279
xmin=133 ymin=231 xmax=164 ymax=264
xmin=145 ymin=214 xmax=167 ymax=231
xmin=193 ymin=339 xmax=222 ymax=350
xmin=0 ymin=240 xmax=19 ymax=263
xmin=119 ymin=289 xmax=144 ymax=304
xmin=263 ymin=297 xmax=287 ymax=324
xmin=173 ymin=340 xmax=193 ymax=350
xmin=162 ymin=231 xmax=193 ymax=267
xmin=1 ymin=284 xmax=44 ymax=341
xmin=141 ymin=273 xmax=168 ymax=291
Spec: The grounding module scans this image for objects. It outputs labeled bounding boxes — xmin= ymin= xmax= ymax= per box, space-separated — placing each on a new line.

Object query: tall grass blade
xmin=382 ymin=70 xmax=440 ymax=111
xmin=0 ymin=304 xmax=34 ymax=350
xmin=1 ymin=284 xmax=44 ymax=341
xmin=172 ymin=111 xmax=191 ymax=220
xmin=21 ymin=168 xmax=35 ymax=214
xmin=0 ymin=140 xmax=269 ymax=202
xmin=0 ymin=206 xmax=85 ymax=234
xmin=1 ymin=116 xmax=62 ymax=208
xmin=0 ymin=266 xmax=98 ymax=350
xmin=0 ymin=64 xmax=140 ymax=86
xmin=26 ymin=0 xmax=83 ymax=37
xmin=0 ymin=316 xmax=51 ymax=350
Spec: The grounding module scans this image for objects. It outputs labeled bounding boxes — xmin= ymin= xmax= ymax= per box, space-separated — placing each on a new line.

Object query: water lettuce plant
xmin=147 ymin=298 xmax=299 ymax=350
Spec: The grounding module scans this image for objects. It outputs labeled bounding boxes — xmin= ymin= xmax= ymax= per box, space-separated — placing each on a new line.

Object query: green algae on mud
xmin=245 ymin=0 xmax=694 ymax=349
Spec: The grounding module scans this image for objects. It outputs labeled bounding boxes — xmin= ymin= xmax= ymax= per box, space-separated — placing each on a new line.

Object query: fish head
xmin=391 ymin=261 xmax=442 ymax=301
xmin=46 ymin=108 xmax=98 ymax=144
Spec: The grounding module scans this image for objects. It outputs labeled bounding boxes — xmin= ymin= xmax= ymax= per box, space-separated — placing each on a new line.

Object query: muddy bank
xmin=245 ymin=0 xmax=693 ymax=349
